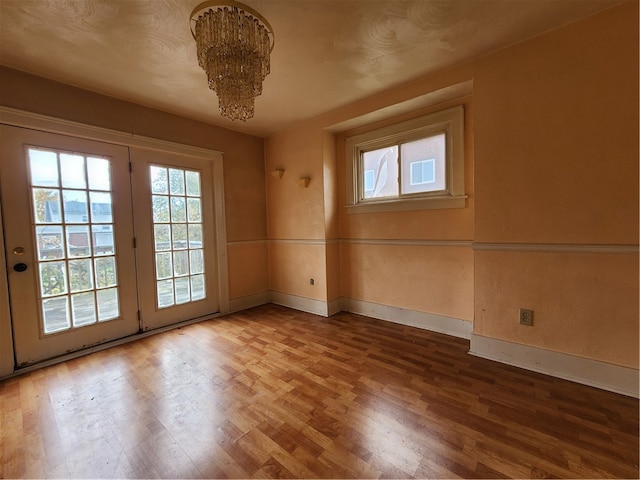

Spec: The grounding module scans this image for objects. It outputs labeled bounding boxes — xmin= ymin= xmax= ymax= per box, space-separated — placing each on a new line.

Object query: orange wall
xmin=0 ymin=67 xmax=269 ymax=303
xmin=265 ymin=1 xmax=638 ymax=368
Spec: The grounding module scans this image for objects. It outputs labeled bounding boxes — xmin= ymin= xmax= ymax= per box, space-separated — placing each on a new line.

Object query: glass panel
xmin=155 ymin=252 xmax=173 ymax=280
xmin=152 ymin=195 xmax=170 ymax=223
xmin=33 ymin=188 xmax=61 ymax=224
xmin=92 ymin=225 xmax=115 ymax=256
xmin=71 ymin=292 xmax=97 ymax=326
xmin=90 ymin=191 xmax=113 ymax=223
xmin=190 ymin=249 xmax=204 ymax=275
xmin=170 ymin=197 xmax=186 ymax=222
xmin=39 ymin=261 xmax=68 ymax=297
xmin=60 ymin=154 xmax=86 ymax=189
xmin=362 ymin=146 xmax=398 ymax=199
xmin=94 ymin=257 xmax=117 ymax=288
xmin=171 ymin=224 xmax=187 ymax=250
xmin=157 ymin=279 xmax=174 ymax=308
xmin=97 ymin=288 xmax=119 ymax=321
xmin=191 ymin=275 xmax=205 ymax=301
xmin=29 ymin=149 xmax=59 ymax=187
xmin=150 ymin=166 xmax=168 ymax=194
xmin=36 ymin=225 xmax=64 ymax=260
xmin=400 ymin=134 xmax=446 ymax=195
xmin=175 ymin=277 xmax=190 ymax=304
xmin=169 ymin=168 xmax=185 ymax=195
xmin=62 ymin=190 xmax=89 ymax=223
xmin=29 ymin=150 xmax=121 ymax=334
xmin=150 ymin=165 xmax=206 ymax=309
xmin=66 ymin=226 xmax=91 ymax=258
xmin=185 ymin=171 xmax=201 ymax=197
xmin=173 ymin=251 xmax=189 ymax=277
xmin=188 ymin=224 xmax=202 ymax=248
xmin=43 ymin=297 xmax=70 ymax=333
xmin=87 ymin=157 xmax=111 ymax=191
xmin=154 ymin=224 xmax=171 ymax=251
xmin=187 ymin=198 xmax=202 ymax=223
xmin=69 ymin=258 xmax=93 ymax=292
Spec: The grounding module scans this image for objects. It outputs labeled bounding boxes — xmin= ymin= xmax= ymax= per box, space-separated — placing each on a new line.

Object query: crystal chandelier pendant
xmin=190 ymin=1 xmax=274 ymax=122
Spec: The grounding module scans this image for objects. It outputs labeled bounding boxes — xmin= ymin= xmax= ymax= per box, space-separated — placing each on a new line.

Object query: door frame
xmin=0 ymin=106 xmax=229 ymax=377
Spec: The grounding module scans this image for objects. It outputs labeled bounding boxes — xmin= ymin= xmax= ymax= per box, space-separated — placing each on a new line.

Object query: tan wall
xmin=0 ymin=67 xmax=269 ymax=303
xmin=265 ymin=2 xmax=638 ymax=368
xmin=472 ymin=1 xmax=638 ymax=367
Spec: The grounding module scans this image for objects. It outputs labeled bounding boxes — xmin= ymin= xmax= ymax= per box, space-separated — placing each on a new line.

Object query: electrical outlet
xmin=309 ymin=278 xmax=315 ymax=286
xmin=519 ymin=308 xmax=533 ymax=326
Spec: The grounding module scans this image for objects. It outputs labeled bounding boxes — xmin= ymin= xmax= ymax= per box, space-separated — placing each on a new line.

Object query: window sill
xmin=346 ymin=195 xmax=467 ymax=214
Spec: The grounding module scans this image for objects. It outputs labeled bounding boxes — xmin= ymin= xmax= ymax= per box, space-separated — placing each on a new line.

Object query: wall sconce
xmin=297 ymin=177 xmax=310 ymax=188
xmin=270 ymin=169 xmax=285 ymax=179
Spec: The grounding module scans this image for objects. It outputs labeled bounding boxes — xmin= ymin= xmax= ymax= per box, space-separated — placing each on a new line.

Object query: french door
xmin=130 ymin=147 xmax=219 ymax=331
xmin=1 ymin=125 xmax=221 ymax=366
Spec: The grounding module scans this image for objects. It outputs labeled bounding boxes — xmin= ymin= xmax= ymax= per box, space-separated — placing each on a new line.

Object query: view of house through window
xmin=150 ymin=165 xmax=206 ymax=309
xmin=346 ymin=105 xmax=465 ymax=213
xmin=28 ymin=147 xmax=119 ymax=334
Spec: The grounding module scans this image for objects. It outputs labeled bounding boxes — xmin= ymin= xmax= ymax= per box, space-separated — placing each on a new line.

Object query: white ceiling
xmin=0 ymin=0 xmax=621 ymax=138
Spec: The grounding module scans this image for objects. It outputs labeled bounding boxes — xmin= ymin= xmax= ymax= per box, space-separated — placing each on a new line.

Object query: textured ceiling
xmin=0 ymin=0 xmax=622 ymax=137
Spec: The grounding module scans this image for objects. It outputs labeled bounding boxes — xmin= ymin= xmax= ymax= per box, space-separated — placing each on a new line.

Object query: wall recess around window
xmin=345 ymin=105 xmax=466 ymax=214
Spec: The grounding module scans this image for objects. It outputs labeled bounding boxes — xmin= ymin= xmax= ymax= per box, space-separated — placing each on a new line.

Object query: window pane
xmin=154 ymin=224 xmax=171 ymax=251
xmin=97 ymin=288 xmax=119 ymax=321
xmin=94 ymin=257 xmax=117 ymax=288
xmin=155 ymin=252 xmax=173 ymax=280
xmin=29 ymin=150 xmax=59 ymax=187
xmin=60 ymin=154 xmax=86 ymax=189
xmin=191 ymin=275 xmax=205 ymax=301
xmin=362 ymin=146 xmax=398 ymax=199
xmin=69 ymin=258 xmax=94 ymax=292
xmin=90 ymin=192 xmax=113 ymax=223
xmin=188 ymin=224 xmax=202 ymax=248
xmin=152 ymin=195 xmax=170 ymax=222
xmin=175 ymin=277 xmax=191 ymax=304
xmin=157 ymin=279 xmax=174 ymax=308
xmin=63 ymin=190 xmax=89 ymax=223
xmin=36 ymin=226 xmax=64 ymax=260
xmin=187 ymin=198 xmax=202 ymax=223
xmin=150 ymin=166 xmax=168 ymax=194
xmin=39 ymin=261 xmax=68 ymax=297
xmin=185 ymin=171 xmax=201 ymax=197
xmin=171 ymin=224 xmax=187 ymax=250
xmin=170 ymin=197 xmax=186 ymax=222
xmin=33 ymin=189 xmax=61 ymax=224
xmin=87 ymin=157 xmax=111 ymax=191
xmin=173 ymin=251 xmax=189 ymax=277
xmin=169 ymin=168 xmax=185 ymax=195
xmin=67 ymin=226 xmax=91 ymax=258
xmin=43 ymin=297 xmax=70 ymax=333
xmin=71 ymin=292 xmax=97 ymax=327
xmin=400 ymin=134 xmax=446 ymax=195
xmin=92 ymin=225 xmax=115 ymax=256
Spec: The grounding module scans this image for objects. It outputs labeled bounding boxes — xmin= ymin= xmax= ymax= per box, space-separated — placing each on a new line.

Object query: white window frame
xmin=345 ymin=105 xmax=466 ymax=213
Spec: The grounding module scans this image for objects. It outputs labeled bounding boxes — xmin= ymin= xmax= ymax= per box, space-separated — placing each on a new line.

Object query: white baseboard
xmin=342 ymin=298 xmax=473 ymax=340
xmin=270 ymin=291 xmax=333 ymax=317
xmin=228 ymin=292 xmax=270 ymax=313
xmin=469 ymin=334 xmax=639 ymax=398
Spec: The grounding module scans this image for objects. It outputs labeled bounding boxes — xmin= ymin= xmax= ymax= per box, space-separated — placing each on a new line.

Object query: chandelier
xmin=190 ymin=1 xmax=274 ymax=121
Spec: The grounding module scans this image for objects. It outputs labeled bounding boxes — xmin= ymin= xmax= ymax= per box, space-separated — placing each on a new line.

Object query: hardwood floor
xmin=1 ymin=304 xmax=638 ymax=479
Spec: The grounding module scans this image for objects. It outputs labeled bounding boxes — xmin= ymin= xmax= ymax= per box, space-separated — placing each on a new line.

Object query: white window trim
xmin=345 ymin=105 xmax=466 ymax=214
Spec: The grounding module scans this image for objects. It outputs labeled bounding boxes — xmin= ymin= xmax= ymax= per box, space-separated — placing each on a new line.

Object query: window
xmin=345 ymin=106 xmax=465 ymax=213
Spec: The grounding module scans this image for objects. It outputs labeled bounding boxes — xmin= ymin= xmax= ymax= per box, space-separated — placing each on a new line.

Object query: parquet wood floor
xmin=1 ymin=304 xmax=638 ymax=479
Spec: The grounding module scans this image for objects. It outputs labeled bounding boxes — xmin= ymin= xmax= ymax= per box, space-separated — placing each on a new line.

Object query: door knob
xmin=13 ymin=263 xmax=28 ymax=272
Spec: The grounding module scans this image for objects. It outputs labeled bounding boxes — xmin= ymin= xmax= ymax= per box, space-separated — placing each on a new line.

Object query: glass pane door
xmin=1 ymin=126 xmax=139 ymax=366
xmin=131 ymin=148 xmax=219 ymax=331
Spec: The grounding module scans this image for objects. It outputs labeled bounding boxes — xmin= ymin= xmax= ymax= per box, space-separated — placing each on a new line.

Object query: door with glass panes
xmin=130 ymin=147 xmax=219 ymax=331
xmin=1 ymin=126 xmax=221 ymax=366
xmin=1 ymin=126 xmax=139 ymax=366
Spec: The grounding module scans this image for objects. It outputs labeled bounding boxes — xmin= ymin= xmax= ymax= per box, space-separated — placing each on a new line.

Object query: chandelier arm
xmin=189 ymin=0 xmax=275 ymax=53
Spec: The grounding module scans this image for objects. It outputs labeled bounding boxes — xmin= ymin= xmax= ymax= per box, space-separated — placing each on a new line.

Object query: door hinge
xmin=137 ymin=310 xmax=141 ymax=322
xmin=133 ymin=237 xmax=137 ymax=248
xmin=129 ymin=161 xmax=133 ymax=173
